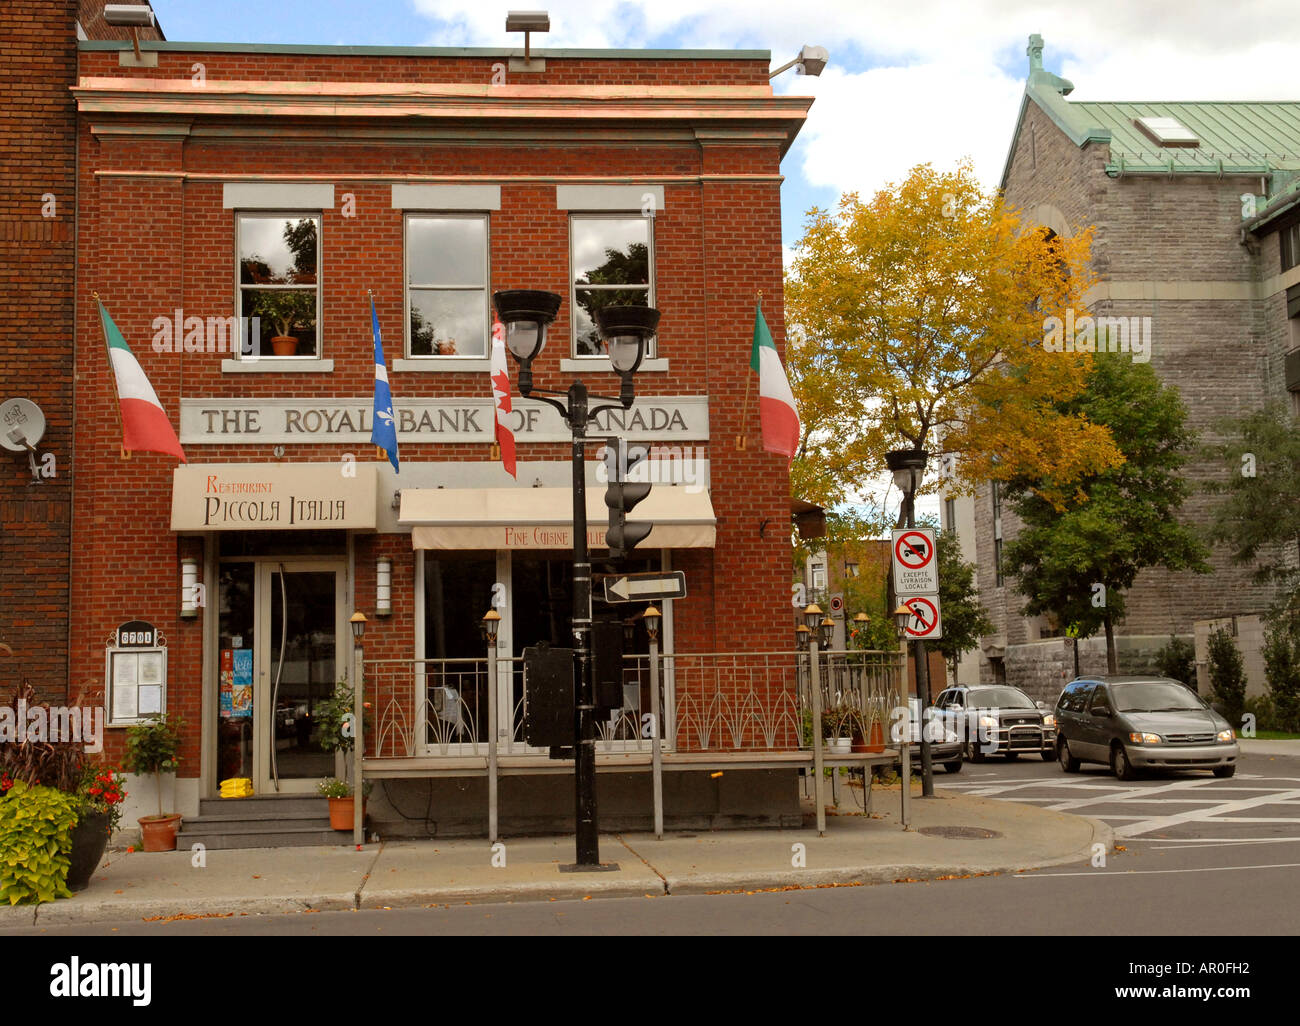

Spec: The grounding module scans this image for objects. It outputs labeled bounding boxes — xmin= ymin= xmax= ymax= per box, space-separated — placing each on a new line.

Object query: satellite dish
xmin=0 ymin=398 xmax=46 ymax=453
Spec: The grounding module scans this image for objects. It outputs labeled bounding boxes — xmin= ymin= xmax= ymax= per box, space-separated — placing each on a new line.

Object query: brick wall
xmin=69 ymin=48 xmax=797 ymax=774
xmin=0 ymin=1 xmax=77 ymax=702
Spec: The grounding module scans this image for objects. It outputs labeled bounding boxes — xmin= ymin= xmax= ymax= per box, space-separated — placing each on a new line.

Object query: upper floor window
xmin=406 ymin=214 xmax=490 ymax=358
xmin=1281 ymin=219 xmax=1300 ymax=274
xmin=237 ymin=213 xmax=320 ymax=358
xmin=571 ymin=215 xmax=654 ymax=358
xmin=810 ymin=563 xmax=826 ymax=591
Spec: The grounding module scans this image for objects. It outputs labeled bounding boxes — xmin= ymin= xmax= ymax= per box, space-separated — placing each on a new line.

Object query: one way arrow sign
xmin=601 ymin=571 xmax=687 ymax=604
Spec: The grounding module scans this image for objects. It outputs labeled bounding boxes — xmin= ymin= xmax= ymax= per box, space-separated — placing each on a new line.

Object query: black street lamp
xmin=494 ymin=289 xmax=659 ymax=869
xmin=885 ymin=447 xmax=935 ymax=797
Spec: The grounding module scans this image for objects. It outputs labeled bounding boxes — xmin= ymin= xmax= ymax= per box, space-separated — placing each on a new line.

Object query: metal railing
xmin=364 ymin=647 xmax=904 ymax=759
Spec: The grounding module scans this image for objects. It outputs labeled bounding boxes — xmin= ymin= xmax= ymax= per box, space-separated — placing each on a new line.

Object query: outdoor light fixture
xmin=375 ymin=558 xmax=392 ymax=617
xmin=885 ymin=448 xmax=928 ymax=496
xmin=795 ymin=624 xmax=810 ymax=650
xmin=493 ymin=289 xmax=562 ymax=395
xmin=854 ymin=611 xmax=870 ymax=630
xmin=642 ymin=605 xmax=662 ymax=643
xmin=594 ymin=305 xmax=660 ymax=406
xmin=803 ymin=602 xmax=823 ymax=631
xmin=505 ymin=10 xmax=550 ymax=64
xmin=892 ymin=603 xmax=912 ymax=637
xmin=819 ymin=616 xmax=835 ymax=648
xmin=180 ymin=557 xmax=199 ymax=619
xmin=480 ymin=608 xmax=501 ymax=644
xmin=103 ymin=3 xmax=155 ymax=61
xmin=769 ymin=44 xmax=829 ymax=79
xmin=350 ymin=611 xmax=367 ymax=641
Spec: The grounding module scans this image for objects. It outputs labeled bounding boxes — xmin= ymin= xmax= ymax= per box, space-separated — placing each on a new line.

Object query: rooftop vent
xmin=1134 ymin=116 xmax=1200 ymax=148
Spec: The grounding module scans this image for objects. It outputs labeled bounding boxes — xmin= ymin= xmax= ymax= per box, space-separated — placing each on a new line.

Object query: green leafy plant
xmin=125 ymin=714 xmax=185 ymax=818
xmin=249 ymin=289 xmax=315 ymax=338
xmin=1262 ymin=617 xmax=1300 ymax=733
xmin=0 ymin=679 xmax=87 ymax=792
xmin=317 ymin=777 xmax=372 ymax=799
xmin=316 ymin=681 xmax=360 ymax=754
xmin=1207 ymin=628 xmax=1247 ymax=729
xmin=76 ymin=763 xmax=127 ymax=835
xmin=0 ymin=781 xmax=79 ymax=905
xmin=1155 ymin=635 xmax=1197 ymax=689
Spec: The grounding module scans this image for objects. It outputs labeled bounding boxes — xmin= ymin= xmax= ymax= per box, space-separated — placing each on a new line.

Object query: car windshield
xmin=967 ymin=687 xmax=1035 ymax=709
xmin=1112 ymin=682 xmax=1205 ymax=713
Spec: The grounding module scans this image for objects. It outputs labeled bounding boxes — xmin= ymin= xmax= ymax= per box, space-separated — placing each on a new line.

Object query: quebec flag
xmin=370 ymin=297 xmax=400 ymax=473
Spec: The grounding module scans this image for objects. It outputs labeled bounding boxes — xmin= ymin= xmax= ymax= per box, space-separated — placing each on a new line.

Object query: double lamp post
xmin=491 ymin=289 xmax=659 ymax=870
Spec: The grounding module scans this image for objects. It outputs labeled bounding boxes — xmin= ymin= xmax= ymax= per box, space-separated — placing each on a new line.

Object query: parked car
xmin=934 ymin=685 xmax=1056 ymax=762
xmin=1054 ymin=675 xmax=1239 ymax=780
xmin=891 ymin=698 xmax=964 ymax=774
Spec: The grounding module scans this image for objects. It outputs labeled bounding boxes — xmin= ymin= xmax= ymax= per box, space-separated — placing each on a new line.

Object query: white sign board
xmin=891 ymin=528 xmax=938 ymax=594
xmin=898 ymin=594 xmax=942 ymax=641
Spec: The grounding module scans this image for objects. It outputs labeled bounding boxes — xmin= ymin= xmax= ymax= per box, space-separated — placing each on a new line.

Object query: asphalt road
xmin=10 ymin=749 xmax=1298 ymax=938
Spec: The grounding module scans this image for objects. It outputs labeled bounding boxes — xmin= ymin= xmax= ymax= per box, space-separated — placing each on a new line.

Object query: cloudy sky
xmin=149 ymin=0 xmax=1300 ymax=252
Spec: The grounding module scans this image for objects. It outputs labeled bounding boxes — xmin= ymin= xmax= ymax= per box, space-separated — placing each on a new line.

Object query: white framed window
xmin=405 ymin=213 xmax=490 ymax=359
xmin=570 ymin=214 xmax=654 ymax=359
xmin=236 ymin=212 xmax=322 ymax=359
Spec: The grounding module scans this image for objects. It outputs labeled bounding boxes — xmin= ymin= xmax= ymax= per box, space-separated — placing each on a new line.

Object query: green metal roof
xmin=1001 ymin=35 xmax=1300 ymax=193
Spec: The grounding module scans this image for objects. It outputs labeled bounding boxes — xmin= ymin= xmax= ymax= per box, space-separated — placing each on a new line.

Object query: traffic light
xmin=604 ymin=440 xmax=651 ymax=559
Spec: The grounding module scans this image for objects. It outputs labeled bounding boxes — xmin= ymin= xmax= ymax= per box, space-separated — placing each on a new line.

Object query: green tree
xmin=934 ymin=530 xmax=994 ymax=679
xmin=1262 ymin=613 xmax=1300 ymax=733
xmin=785 ymin=160 xmax=1122 ymax=518
xmin=1154 ymin=635 xmax=1197 ymax=688
xmin=1205 ymin=401 xmax=1300 ymax=605
xmin=1207 ymin=627 xmax=1247 ymax=729
xmin=1002 ymin=350 xmax=1210 ymax=672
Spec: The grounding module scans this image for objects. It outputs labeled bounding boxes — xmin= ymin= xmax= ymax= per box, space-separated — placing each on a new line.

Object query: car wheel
xmin=943 ymin=758 xmax=963 ymax=774
xmin=1040 ymin=748 xmax=1055 ymax=762
xmin=964 ymin=741 xmax=985 ymax=763
xmin=1112 ymin=742 xmax=1138 ymax=781
xmin=1058 ymin=737 xmax=1080 ymax=772
xmin=1213 ymin=764 xmax=1236 ymax=778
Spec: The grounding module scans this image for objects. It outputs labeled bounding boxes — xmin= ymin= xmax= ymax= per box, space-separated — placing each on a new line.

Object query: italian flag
xmin=750 ymin=299 xmax=800 ymax=460
xmin=97 ymin=299 xmax=187 ymax=462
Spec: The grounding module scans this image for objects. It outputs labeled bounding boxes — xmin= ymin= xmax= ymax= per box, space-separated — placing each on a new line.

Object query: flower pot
xmin=832 ymin=737 xmax=852 ymax=755
xmin=270 ymin=335 xmax=299 ymax=356
xmin=68 ymin=812 xmax=111 ymax=891
xmin=328 ymin=796 xmax=366 ymax=831
xmin=866 ymin=721 xmax=886 ymax=754
xmin=138 ymin=814 xmax=182 ymax=852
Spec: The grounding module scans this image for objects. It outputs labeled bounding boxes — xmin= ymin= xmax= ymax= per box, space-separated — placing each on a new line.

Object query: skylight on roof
xmin=1134 ymin=116 xmax=1200 ymax=147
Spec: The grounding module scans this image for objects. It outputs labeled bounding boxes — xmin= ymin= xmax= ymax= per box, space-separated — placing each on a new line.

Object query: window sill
xmin=392 ymin=357 xmax=491 ymax=372
xmin=559 ymin=358 xmax=669 ymax=374
xmin=221 ymin=358 xmax=335 ymax=373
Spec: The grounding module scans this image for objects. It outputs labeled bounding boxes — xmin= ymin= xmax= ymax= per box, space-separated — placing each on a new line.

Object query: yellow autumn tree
xmin=786 ymin=161 xmax=1122 ymax=514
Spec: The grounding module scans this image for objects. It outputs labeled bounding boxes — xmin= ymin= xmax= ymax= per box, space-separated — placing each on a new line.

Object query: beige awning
xmin=171 ymin=463 xmax=379 ymax=531
xmin=400 ymin=487 xmax=716 ymax=551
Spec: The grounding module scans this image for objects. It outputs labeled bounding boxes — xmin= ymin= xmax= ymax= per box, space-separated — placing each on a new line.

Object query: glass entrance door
xmin=256 ymin=562 xmax=346 ymax=792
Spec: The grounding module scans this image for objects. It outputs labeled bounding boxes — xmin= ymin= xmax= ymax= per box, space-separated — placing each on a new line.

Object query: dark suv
xmin=1054 ymin=675 xmax=1239 ymax=780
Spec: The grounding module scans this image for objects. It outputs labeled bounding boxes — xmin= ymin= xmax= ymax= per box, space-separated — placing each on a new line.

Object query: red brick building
xmin=61 ymin=22 xmax=815 ymax=836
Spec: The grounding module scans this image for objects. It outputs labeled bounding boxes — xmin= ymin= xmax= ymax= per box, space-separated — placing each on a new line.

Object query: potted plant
xmin=68 ymin=763 xmax=126 ymax=891
xmin=249 ymin=290 xmax=315 ymax=356
xmin=125 ymin=713 xmax=186 ymax=852
xmin=318 ymin=777 xmax=373 ymax=831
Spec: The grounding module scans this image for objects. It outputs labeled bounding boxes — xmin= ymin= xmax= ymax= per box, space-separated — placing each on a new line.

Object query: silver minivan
xmin=1054 ymin=675 xmax=1239 ymax=780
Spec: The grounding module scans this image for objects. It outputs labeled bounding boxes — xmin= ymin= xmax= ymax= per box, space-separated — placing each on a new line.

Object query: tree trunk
xmin=1104 ymin=614 xmax=1118 ymax=674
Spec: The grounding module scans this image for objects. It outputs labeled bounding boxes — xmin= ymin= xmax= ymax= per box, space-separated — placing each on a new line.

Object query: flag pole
xmin=92 ymin=291 xmax=131 ymax=460
xmin=735 ymin=289 xmax=760 ymax=450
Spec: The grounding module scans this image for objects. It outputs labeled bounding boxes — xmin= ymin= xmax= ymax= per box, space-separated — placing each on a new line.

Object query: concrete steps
xmin=175 ymin=795 xmax=351 ymax=850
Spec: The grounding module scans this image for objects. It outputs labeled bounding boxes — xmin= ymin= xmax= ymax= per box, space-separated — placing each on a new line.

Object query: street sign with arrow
xmin=600 ymin=570 xmax=687 ymax=604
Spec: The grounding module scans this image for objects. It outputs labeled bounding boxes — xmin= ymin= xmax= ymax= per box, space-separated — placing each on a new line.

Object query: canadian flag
xmin=490 ymin=316 xmax=516 ymax=477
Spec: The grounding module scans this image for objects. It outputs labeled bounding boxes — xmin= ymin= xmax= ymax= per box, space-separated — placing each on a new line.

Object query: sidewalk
xmin=0 ymin=783 xmax=1110 ymax=927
